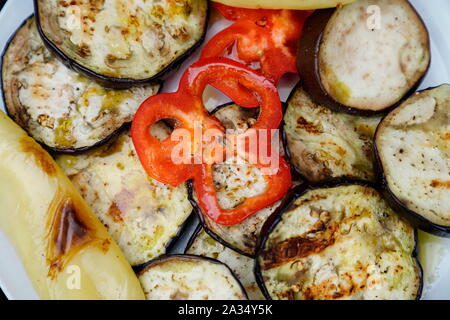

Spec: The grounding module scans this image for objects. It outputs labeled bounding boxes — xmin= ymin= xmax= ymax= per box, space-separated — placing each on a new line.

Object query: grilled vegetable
xmin=138 ymin=255 xmax=248 ymax=300
xmin=0 ymin=111 xmax=144 ymax=300
xmin=131 ymin=58 xmax=291 ymax=226
xmin=35 ymin=0 xmax=208 ymax=87
xmin=211 ymin=0 xmax=356 ymax=10
xmin=256 ymin=182 xmax=422 ymax=300
xmin=374 ymin=84 xmax=450 ymax=236
xmin=191 ymin=103 xmax=286 ymax=256
xmin=298 ymin=0 xmax=430 ymax=115
xmin=284 ymin=84 xmax=381 ymax=182
xmin=56 ymin=126 xmax=193 ymax=266
xmin=1 ymin=17 xmax=160 ymax=153
xmin=202 ymin=4 xmax=311 ymax=85
xmin=186 ymin=226 xmax=265 ymax=300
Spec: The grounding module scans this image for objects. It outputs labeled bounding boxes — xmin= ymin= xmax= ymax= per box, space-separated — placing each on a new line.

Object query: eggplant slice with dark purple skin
xmin=374 ymin=84 xmax=450 ymax=237
xmin=283 ymin=84 xmax=381 ymax=183
xmin=255 ymin=182 xmax=422 ymax=300
xmin=56 ymin=126 xmax=193 ymax=266
xmin=35 ymin=0 xmax=208 ymax=88
xmin=190 ymin=103 xmax=284 ymax=257
xmin=185 ymin=225 xmax=265 ymax=300
xmin=297 ymin=0 xmax=430 ymax=115
xmin=1 ymin=17 xmax=160 ymax=153
xmin=137 ymin=254 xmax=248 ymax=300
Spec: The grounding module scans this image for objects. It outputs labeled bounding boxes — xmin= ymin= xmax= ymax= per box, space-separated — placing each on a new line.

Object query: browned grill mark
xmin=107 ymin=202 xmax=124 ymax=223
xmin=296 ymin=116 xmax=321 ymax=134
xmin=430 ymin=179 xmax=450 ymax=189
xmin=46 ymin=193 xmax=107 ymax=279
xmin=261 ymin=224 xmax=337 ymax=270
xmin=20 ymin=137 xmax=56 ymax=175
xmin=302 ymin=269 xmax=369 ymax=300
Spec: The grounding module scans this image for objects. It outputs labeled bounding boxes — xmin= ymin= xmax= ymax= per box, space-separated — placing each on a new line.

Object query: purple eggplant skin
xmin=188 ymin=102 xmax=257 ymax=258
xmin=254 ymin=179 xmax=423 ymax=300
xmin=296 ymin=7 xmax=430 ymax=116
xmin=187 ymin=180 xmax=255 ymax=258
xmin=372 ymin=87 xmax=450 ymax=237
xmin=187 ymin=102 xmax=293 ymax=258
xmin=135 ymin=254 xmax=249 ymax=299
xmin=281 ymin=81 xmax=381 ymax=185
xmin=0 ymin=16 xmax=164 ymax=155
xmin=33 ymin=0 xmax=210 ymax=89
xmin=184 ymin=222 xmax=203 ymax=254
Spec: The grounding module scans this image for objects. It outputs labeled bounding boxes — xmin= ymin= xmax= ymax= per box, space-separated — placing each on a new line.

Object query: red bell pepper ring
xmin=193 ymin=152 xmax=291 ymax=225
xmin=131 ymin=58 xmax=291 ymax=225
xmin=202 ymin=4 xmax=312 ymax=85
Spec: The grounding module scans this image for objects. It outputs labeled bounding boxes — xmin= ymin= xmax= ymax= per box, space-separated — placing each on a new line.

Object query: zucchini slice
xmin=191 ymin=103 xmax=282 ymax=257
xmin=186 ymin=226 xmax=265 ymax=300
xmin=298 ymin=0 xmax=430 ymax=114
xmin=35 ymin=0 xmax=208 ymax=87
xmin=374 ymin=84 xmax=450 ymax=236
xmin=56 ymin=127 xmax=193 ymax=266
xmin=284 ymin=84 xmax=381 ymax=182
xmin=138 ymin=255 xmax=248 ymax=300
xmin=1 ymin=17 xmax=160 ymax=152
xmin=256 ymin=182 xmax=422 ymax=300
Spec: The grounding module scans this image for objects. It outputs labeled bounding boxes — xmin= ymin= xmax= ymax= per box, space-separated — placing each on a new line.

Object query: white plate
xmin=0 ymin=0 xmax=449 ymax=300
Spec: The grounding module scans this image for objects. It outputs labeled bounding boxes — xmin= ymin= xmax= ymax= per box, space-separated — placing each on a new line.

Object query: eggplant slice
xmin=298 ymin=0 xmax=430 ymax=114
xmin=186 ymin=226 xmax=265 ymax=300
xmin=256 ymin=182 xmax=422 ymax=300
xmin=191 ymin=103 xmax=283 ymax=257
xmin=374 ymin=84 xmax=450 ymax=236
xmin=284 ymin=84 xmax=381 ymax=182
xmin=138 ymin=255 xmax=248 ymax=300
xmin=35 ymin=0 xmax=208 ymax=87
xmin=56 ymin=127 xmax=193 ymax=266
xmin=1 ymin=17 xmax=160 ymax=152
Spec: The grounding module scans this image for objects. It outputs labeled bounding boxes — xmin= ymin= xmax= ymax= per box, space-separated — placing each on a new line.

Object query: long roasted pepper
xmin=0 ymin=112 xmax=145 ymax=300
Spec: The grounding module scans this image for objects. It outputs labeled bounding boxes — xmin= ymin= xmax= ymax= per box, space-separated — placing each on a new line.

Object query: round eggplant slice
xmin=56 ymin=126 xmax=193 ymax=266
xmin=35 ymin=0 xmax=208 ymax=87
xmin=374 ymin=84 xmax=450 ymax=236
xmin=256 ymin=183 xmax=422 ymax=300
xmin=284 ymin=84 xmax=381 ymax=182
xmin=186 ymin=226 xmax=265 ymax=300
xmin=191 ymin=103 xmax=284 ymax=257
xmin=298 ymin=0 xmax=430 ymax=114
xmin=137 ymin=255 xmax=248 ymax=300
xmin=1 ymin=17 xmax=160 ymax=152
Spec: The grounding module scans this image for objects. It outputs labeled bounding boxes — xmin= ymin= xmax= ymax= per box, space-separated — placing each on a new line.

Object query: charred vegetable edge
xmin=254 ymin=179 xmax=423 ymax=300
xmin=297 ymin=6 xmax=430 ymax=116
xmin=33 ymin=0 xmax=209 ymax=89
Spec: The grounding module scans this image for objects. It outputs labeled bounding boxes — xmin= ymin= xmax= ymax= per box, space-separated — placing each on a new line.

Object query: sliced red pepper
xmin=131 ymin=58 xmax=291 ymax=226
xmin=194 ymin=153 xmax=291 ymax=225
xmin=202 ymin=5 xmax=312 ymax=85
